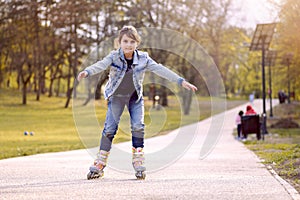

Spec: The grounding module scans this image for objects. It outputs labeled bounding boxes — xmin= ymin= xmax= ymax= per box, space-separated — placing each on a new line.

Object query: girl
xmin=235 ymin=110 xmax=244 ymax=140
xmin=77 ymin=25 xmax=197 ymax=180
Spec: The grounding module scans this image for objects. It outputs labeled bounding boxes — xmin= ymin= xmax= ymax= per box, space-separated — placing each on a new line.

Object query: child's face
xmin=120 ymin=34 xmax=138 ymax=57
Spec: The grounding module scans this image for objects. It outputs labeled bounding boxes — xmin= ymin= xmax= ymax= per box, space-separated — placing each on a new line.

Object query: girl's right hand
xmin=77 ymin=71 xmax=88 ymax=82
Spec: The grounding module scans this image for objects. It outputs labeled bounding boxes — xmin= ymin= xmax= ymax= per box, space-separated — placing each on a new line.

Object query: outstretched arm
xmin=182 ymin=80 xmax=198 ymax=92
xmin=145 ymin=54 xmax=197 ymax=92
xmin=77 ymin=50 xmax=115 ymax=82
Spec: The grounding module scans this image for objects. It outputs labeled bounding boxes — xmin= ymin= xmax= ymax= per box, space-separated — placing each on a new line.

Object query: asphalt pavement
xmin=1 ymin=99 xmax=299 ymax=200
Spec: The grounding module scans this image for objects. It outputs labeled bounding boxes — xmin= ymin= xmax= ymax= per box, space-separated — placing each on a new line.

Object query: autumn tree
xmin=275 ymin=0 xmax=300 ymax=100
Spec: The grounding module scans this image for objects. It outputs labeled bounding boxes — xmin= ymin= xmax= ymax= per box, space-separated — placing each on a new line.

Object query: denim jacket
xmin=84 ymin=48 xmax=184 ymax=101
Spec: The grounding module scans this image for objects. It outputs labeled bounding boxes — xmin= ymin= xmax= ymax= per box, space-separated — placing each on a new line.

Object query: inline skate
xmin=132 ymin=147 xmax=146 ymax=180
xmin=87 ymin=150 xmax=109 ymax=180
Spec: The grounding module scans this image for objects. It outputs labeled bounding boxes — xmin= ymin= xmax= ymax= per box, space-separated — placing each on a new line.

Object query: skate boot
xmin=132 ymin=147 xmax=146 ymax=180
xmin=87 ymin=150 xmax=109 ymax=180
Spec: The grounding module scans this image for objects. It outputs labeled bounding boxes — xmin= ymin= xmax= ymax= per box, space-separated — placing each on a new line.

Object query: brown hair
xmin=118 ymin=26 xmax=141 ymax=45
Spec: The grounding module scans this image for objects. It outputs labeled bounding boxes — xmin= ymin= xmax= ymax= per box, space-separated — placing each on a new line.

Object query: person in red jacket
xmin=245 ymin=105 xmax=256 ymax=115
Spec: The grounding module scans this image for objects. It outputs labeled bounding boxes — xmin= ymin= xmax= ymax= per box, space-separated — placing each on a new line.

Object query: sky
xmin=230 ymin=0 xmax=280 ymax=28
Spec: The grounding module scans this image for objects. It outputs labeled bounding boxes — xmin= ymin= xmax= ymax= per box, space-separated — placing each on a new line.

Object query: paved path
xmin=1 ymin=99 xmax=299 ymax=200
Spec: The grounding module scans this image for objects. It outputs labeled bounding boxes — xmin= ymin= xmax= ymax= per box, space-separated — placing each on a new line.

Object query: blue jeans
xmin=100 ymin=94 xmax=145 ymax=151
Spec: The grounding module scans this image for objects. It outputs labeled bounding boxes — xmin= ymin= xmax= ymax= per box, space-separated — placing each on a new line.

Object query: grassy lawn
xmin=244 ymin=102 xmax=300 ymax=192
xmin=0 ymin=89 xmax=84 ymax=159
xmin=0 ymin=88 xmax=246 ymax=160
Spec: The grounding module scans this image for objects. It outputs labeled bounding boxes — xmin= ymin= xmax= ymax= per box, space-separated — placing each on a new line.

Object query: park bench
xmin=241 ymin=114 xmax=261 ymax=140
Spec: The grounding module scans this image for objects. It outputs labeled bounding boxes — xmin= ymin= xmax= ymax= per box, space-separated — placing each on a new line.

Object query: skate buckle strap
xmin=132 ymin=147 xmax=145 ymax=165
xmin=133 ymin=157 xmax=145 ymax=163
xmin=132 ymin=147 xmax=143 ymax=153
xmin=94 ymin=158 xmax=106 ymax=166
xmin=94 ymin=150 xmax=110 ymax=167
xmin=132 ymin=152 xmax=145 ymax=161
xmin=97 ymin=150 xmax=110 ymax=157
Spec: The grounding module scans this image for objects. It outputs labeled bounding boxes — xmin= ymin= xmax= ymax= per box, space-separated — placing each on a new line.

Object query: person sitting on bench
xmin=245 ymin=105 xmax=256 ymax=115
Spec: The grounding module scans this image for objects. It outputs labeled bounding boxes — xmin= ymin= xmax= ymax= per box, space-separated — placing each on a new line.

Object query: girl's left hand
xmin=182 ymin=81 xmax=198 ymax=92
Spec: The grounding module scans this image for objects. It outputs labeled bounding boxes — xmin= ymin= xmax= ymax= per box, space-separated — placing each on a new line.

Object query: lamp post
xmin=265 ymin=50 xmax=277 ymax=117
xmin=249 ymin=23 xmax=276 ymax=140
xmin=282 ymin=53 xmax=294 ymax=104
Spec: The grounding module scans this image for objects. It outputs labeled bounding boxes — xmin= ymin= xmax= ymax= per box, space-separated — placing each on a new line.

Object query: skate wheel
xmin=87 ymin=171 xmax=93 ymax=180
xmin=87 ymin=171 xmax=102 ymax=180
xmin=135 ymin=171 xmax=146 ymax=180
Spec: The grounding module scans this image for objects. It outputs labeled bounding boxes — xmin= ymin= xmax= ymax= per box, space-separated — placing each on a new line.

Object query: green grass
xmin=244 ymin=102 xmax=300 ymax=192
xmin=0 ymin=89 xmax=84 ymax=159
xmin=247 ymin=141 xmax=300 ymax=191
xmin=0 ymin=88 xmax=246 ymax=160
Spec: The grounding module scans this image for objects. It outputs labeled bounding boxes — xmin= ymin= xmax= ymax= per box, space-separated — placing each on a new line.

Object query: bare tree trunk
xmin=20 ymin=66 xmax=32 ymax=105
xmin=65 ymin=87 xmax=73 ymax=108
xmin=183 ymin=89 xmax=193 ymax=115
xmin=56 ymin=77 xmax=61 ymax=97
xmin=160 ymin=85 xmax=168 ymax=107
xmin=64 ymin=62 xmax=72 ymax=108
xmin=22 ymin=83 xmax=27 ymax=105
xmin=48 ymin=77 xmax=54 ymax=97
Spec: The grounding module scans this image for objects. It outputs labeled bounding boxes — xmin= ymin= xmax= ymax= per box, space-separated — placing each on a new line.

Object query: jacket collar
xmin=118 ymin=48 xmax=139 ymax=65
